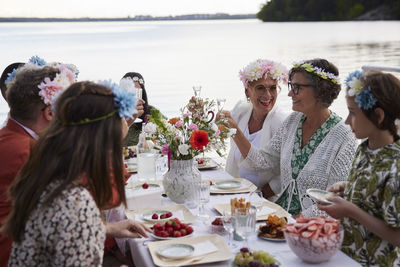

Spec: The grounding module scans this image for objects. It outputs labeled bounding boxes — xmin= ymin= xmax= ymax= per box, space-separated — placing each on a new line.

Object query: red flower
xmin=189 ymin=130 xmax=209 ymax=151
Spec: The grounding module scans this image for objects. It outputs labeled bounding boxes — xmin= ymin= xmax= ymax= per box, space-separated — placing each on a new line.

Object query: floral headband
xmin=61 ymin=80 xmax=138 ymax=126
xmin=239 ymin=59 xmax=288 ymax=88
xmin=292 ymin=61 xmax=340 ymax=85
xmin=123 ymin=76 xmax=144 ymax=86
xmin=345 ymin=70 xmax=377 ymax=110
xmin=5 ymin=55 xmax=79 ymax=86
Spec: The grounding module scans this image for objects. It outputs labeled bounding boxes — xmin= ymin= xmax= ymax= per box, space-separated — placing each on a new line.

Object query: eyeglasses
xmin=287 ymin=82 xmax=314 ymax=95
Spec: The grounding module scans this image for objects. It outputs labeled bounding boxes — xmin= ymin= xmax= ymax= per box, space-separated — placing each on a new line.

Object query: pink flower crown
xmin=37 ymin=64 xmax=76 ymax=105
xmin=239 ymin=59 xmax=289 ymax=88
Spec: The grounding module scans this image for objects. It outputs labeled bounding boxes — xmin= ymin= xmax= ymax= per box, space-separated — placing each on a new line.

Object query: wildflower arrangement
xmin=239 ymin=59 xmax=288 ymax=88
xmin=293 ymin=61 xmax=340 ymax=85
xmin=345 ymin=70 xmax=377 ymax=110
xmin=146 ymin=97 xmax=236 ymax=160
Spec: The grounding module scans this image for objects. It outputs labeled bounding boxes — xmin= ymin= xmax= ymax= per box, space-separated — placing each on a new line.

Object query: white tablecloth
xmin=109 ymin=168 xmax=360 ymax=267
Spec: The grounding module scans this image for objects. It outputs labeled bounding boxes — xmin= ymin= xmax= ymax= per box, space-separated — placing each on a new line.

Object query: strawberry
xmin=166 ymin=220 xmax=173 ymax=226
xmin=166 ymin=212 xmax=173 ymax=218
xmin=180 ymin=229 xmax=187 ymax=236
xmin=166 ymin=227 xmax=174 ymax=236
xmin=186 ymin=226 xmax=194 ymax=234
xmin=173 ymin=224 xmax=181 ymax=231
xmin=153 ymin=223 xmax=161 ymax=230
xmin=173 ymin=231 xmax=182 ymax=237
xmin=209 ymin=180 xmax=213 ymax=186
xmin=160 ymin=214 xmax=166 ymax=219
xmin=152 ymin=213 xmax=158 ymax=220
xmin=160 ymin=231 xmax=169 ymax=237
xmin=142 ymin=183 xmax=149 ymax=189
xmin=173 ymin=218 xmax=181 ymax=224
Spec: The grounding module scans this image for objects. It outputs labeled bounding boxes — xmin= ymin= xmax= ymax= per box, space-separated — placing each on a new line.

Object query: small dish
xmin=156 ymin=243 xmax=195 ymax=260
xmin=306 ymin=188 xmax=336 ymax=205
xmin=142 ymin=210 xmax=173 ymax=222
xmin=214 ymin=180 xmax=242 ymax=190
xmin=134 ymin=183 xmax=161 ymax=190
xmin=257 ymin=232 xmax=286 ymax=242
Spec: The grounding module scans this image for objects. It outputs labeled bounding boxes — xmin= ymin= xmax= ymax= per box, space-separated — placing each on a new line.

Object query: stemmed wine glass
xmin=216 ymin=98 xmax=226 ymax=112
xmin=134 ymin=87 xmax=143 ymax=123
xmin=222 ymin=210 xmax=237 ymax=248
xmin=249 ymin=190 xmax=264 ymax=212
xmin=234 ymin=206 xmax=257 ymax=249
xmin=193 ymin=85 xmax=202 ymax=97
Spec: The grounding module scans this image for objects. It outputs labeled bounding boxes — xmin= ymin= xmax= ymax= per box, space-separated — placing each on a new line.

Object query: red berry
xmin=173 ymin=224 xmax=181 ymax=231
xmin=124 ymin=163 xmax=128 ymax=168
xmin=173 ymin=231 xmax=182 ymax=237
xmin=152 ymin=213 xmax=158 ymax=220
xmin=160 ymin=214 xmax=166 ymax=219
xmin=153 ymin=223 xmax=161 ymax=230
xmin=154 ymin=230 xmax=162 ymax=236
xmin=166 ymin=227 xmax=174 ymax=235
xmin=180 ymin=229 xmax=187 ymax=236
xmin=209 ymin=180 xmax=213 ymax=186
xmin=161 ymin=231 xmax=169 ymax=237
xmin=142 ymin=183 xmax=149 ymax=189
xmin=186 ymin=226 xmax=194 ymax=234
xmin=166 ymin=212 xmax=173 ymax=218
xmin=173 ymin=218 xmax=181 ymax=224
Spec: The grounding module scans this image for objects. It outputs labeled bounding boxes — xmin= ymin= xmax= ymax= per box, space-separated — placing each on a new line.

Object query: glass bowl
xmin=285 ymin=226 xmax=344 ymax=263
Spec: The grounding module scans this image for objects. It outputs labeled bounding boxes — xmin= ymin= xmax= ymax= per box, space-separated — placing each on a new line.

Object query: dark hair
xmin=289 ymin=58 xmax=341 ymax=108
xmin=360 ymin=70 xmax=400 ymax=139
xmin=6 ymin=65 xmax=59 ymax=124
xmin=0 ymin=62 xmax=24 ymax=101
xmin=2 ymin=81 xmax=126 ymax=242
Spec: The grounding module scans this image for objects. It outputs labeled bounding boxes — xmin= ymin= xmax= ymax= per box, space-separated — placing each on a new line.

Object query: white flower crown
xmin=293 ymin=61 xmax=340 ymax=85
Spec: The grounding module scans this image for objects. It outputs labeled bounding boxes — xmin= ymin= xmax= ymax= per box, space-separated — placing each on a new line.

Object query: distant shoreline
xmin=0 ymin=14 xmax=256 ymax=23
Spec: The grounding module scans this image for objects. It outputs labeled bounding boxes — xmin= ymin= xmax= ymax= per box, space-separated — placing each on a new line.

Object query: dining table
xmin=106 ymin=160 xmax=361 ymax=267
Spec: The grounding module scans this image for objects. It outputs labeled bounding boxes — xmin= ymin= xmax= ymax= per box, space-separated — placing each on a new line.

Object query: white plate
xmin=142 ymin=210 xmax=174 ymax=222
xmin=134 ymin=183 xmax=161 ymax=190
xmin=156 ymin=243 xmax=195 ymax=260
xmin=214 ymin=180 xmax=242 ymax=190
xmin=150 ymin=232 xmax=194 ymax=240
xmin=306 ymin=188 xmax=336 ymax=205
xmin=257 ymin=233 xmax=286 ymax=242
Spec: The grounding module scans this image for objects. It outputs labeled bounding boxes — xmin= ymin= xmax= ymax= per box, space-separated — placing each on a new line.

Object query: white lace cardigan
xmin=225 ymin=100 xmax=288 ymax=190
xmin=239 ymin=111 xmax=358 ymax=217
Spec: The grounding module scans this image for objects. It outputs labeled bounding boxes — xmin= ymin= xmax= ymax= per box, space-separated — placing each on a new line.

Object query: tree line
xmin=257 ymin=0 xmax=400 ymax=21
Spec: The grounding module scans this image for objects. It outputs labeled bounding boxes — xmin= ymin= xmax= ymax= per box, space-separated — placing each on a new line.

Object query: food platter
xmin=306 ymin=188 xmax=336 ymax=205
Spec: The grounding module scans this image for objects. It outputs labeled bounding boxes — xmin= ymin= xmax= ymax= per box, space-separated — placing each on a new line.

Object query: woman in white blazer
xmin=225 ymin=59 xmax=289 ymax=197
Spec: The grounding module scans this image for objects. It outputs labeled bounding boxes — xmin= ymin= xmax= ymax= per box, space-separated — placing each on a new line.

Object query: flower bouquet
xmin=144 ymin=97 xmax=235 ymax=204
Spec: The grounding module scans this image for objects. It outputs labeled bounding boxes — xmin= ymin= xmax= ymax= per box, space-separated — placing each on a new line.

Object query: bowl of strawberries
xmin=284 ymin=215 xmax=343 ymax=263
xmin=152 ymin=218 xmax=194 ymax=239
xmin=209 ymin=216 xmax=226 ymax=234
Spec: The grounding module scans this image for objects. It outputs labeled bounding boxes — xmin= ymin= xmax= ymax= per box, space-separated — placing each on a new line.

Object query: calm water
xmin=1 ymin=19 xmax=400 ymax=124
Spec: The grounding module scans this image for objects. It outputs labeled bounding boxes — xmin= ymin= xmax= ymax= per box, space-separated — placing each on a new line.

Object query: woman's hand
xmin=318 ymin=196 xmax=355 ymax=219
xmin=128 ymin=99 xmax=145 ymax=127
xmin=106 ymin=219 xmax=151 ymax=238
xmin=216 ymin=110 xmax=239 ymax=129
xmin=327 ymin=181 xmax=347 ymax=197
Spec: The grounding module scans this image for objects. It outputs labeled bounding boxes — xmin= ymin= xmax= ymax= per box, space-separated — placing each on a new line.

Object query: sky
xmin=0 ymin=0 xmax=267 ymax=17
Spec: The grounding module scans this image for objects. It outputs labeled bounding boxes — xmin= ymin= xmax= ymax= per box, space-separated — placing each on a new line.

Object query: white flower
xmin=211 ymin=123 xmax=219 ymax=132
xmin=143 ymin=122 xmax=157 ymax=134
xmin=348 ymin=78 xmax=363 ymax=95
xmin=178 ymin=144 xmax=190 ymax=155
xmin=119 ymin=77 xmax=136 ymax=95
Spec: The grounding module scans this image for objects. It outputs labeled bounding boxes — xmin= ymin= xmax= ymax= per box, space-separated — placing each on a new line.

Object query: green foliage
xmin=257 ymin=0 xmax=398 ymax=21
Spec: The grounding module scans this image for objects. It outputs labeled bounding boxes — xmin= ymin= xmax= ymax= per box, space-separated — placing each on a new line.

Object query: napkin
xmin=257 ymin=205 xmax=276 ymax=216
xmin=192 ymin=241 xmax=218 ymax=257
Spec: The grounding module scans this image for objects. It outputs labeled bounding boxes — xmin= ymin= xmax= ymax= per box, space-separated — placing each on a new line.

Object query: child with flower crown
xmin=319 ymin=70 xmax=400 ymax=267
xmin=2 ymin=81 xmax=151 ymax=266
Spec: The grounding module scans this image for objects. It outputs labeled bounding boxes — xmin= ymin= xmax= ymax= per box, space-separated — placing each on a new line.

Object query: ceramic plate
xmin=306 ymin=188 xmax=336 ymax=205
xmin=134 ymin=183 xmax=161 ymax=190
xmin=150 ymin=232 xmax=194 ymax=240
xmin=156 ymin=243 xmax=195 ymax=260
xmin=257 ymin=233 xmax=286 ymax=242
xmin=197 ymin=158 xmax=218 ymax=170
xmin=142 ymin=210 xmax=174 ymax=222
xmin=214 ymin=180 xmax=242 ymax=190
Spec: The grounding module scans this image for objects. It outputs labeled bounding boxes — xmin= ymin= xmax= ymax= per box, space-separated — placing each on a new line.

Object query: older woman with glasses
xmin=220 ymin=58 xmax=357 ymax=217
xmin=224 ymin=59 xmax=289 ymax=193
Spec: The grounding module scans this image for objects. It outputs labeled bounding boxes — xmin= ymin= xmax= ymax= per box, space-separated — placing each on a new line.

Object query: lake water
xmin=1 ymin=19 xmax=400 ymax=124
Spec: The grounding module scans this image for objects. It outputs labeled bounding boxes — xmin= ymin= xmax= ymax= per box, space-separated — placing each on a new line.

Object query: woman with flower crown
xmin=319 ymin=70 xmax=400 ymax=267
xmin=1 ymin=81 xmax=151 ymax=266
xmin=221 ymin=58 xmax=357 ymax=217
xmin=224 ymin=59 xmax=289 ymax=194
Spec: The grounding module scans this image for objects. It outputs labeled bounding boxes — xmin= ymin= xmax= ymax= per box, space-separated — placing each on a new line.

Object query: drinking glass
xmin=222 ymin=210 xmax=237 ymax=248
xmin=134 ymin=87 xmax=143 ymax=123
xmin=193 ymin=85 xmax=202 ymax=97
xmin=249 ymin=190 xmax=264 ymax=212
xmin=185 ymin=180 xmax=199 ymax=209
xmin=197 ymin=180 xmax=210 ymax=220
xmin=156 ymin=154 xmax=168 ymax=178
xmin=234 ymin=206 xmax=257 ymax=248
xmin=216 ymin=98 xmax=226 ymax=112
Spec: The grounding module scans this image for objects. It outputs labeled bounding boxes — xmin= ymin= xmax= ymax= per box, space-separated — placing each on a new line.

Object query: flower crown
xmin=239 ymin=59 xmax=288 ymax=88
xmin=123 ymin=76 xmax=144 ymax=86
xmin=292 ymin=61 xmax=340 ymax=85
xmin=345 ymin=70 xmax=377 ymax=110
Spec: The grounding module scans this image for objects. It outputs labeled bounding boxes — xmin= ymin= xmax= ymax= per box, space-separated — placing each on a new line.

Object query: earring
xmin=247 ymin=97 xmax=250 ymax=103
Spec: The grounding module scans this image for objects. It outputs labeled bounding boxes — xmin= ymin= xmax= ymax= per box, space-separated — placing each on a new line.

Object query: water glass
xmin=197 ymin=181 xmax=210 ymax=219
xmin=193 ymin=85 xmax=202 ymax=97
xmin=249 ymin=190 xmax=264 ymax=212
xmin=222 ymin=210 xmax=237 ymax=248
xmin=135 ymin=87 xmax=143 ymax=99
xmin=156 ymin=154 xmax=168 ymax=177
xmin=234 ymin=206 xmax=257 ymax=248
xmin=184 ymin=181 xmax=199 ymax=209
